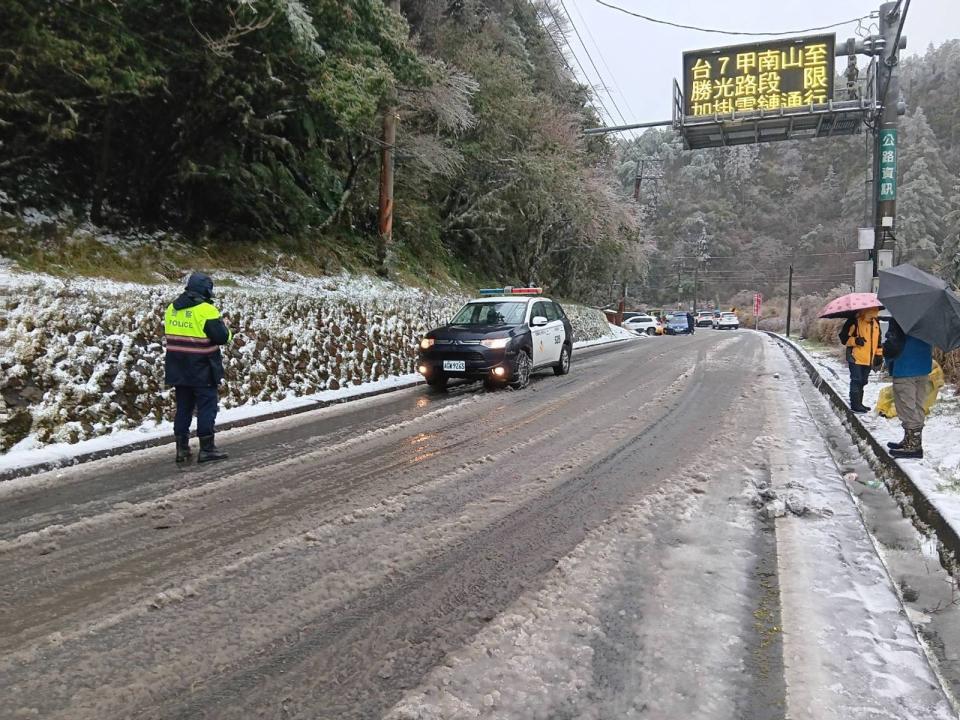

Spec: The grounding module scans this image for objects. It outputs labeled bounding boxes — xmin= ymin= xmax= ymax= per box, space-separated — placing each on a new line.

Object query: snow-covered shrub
xmin=0 ymin=273 xmax=613 ymax=450
xmin=563 ymin=303 xmax=609 ymax=343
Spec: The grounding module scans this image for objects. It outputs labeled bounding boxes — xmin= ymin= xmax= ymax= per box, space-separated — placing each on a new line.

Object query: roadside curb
xmin=0 ymin=380 xmax=425 ymax=483
xmin=768 ymin=332 xmax=960 ymax=569
xmin=0 ymin=334 xmax=636 ymax=483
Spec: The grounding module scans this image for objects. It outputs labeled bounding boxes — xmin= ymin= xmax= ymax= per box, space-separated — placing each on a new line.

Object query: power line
xmin=594 ymin=0 xmax=872 ymax=37
xmin=567 ymin=0 xmax=639 ymax=126
xmin=557 ymin=0 xmax=637 ymax=140
xmin=537 ymin=9 xmax=580 ymax=80
xmin=542 ymin=2 xmax=621 ymax=132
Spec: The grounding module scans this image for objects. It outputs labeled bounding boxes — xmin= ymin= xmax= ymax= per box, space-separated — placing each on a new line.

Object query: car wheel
xmin=426 ymin=374 xmax=448 ymax=391
xmin=553 ymin=345 xmax=571 ymax=376
xmin=511 ymin=350 xmax=532 ymax=389
xmin=646 ymin=327 xmax=657 ymax=335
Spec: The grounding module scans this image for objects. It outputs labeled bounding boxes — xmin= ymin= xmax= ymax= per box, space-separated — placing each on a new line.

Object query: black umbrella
xmin=877 ymin=264 xmax=960 ymax=351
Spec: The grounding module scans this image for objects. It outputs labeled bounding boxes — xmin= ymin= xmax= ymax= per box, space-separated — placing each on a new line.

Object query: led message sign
xmin=682 ymin=34 xmax=835 ymax=117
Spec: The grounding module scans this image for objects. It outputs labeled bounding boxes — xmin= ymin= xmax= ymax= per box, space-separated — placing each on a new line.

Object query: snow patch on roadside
xmin=763 ymin=339 xmax=957 ymax=719
xmin=0 ymin=264 xmax=619 ymax=465
xmin=787 ymin=338 xmax=960 ymax=569
xmin=0 ymin=372 xmax=422 ymax=477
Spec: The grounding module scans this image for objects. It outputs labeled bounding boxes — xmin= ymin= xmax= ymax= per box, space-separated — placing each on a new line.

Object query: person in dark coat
xmin=882 ymin=318 xmax=933 ymax=459
xmin=164 ymin=272 xmax=232 ymax=463
xmin=686 ymin=312 xmax=695 ymax=335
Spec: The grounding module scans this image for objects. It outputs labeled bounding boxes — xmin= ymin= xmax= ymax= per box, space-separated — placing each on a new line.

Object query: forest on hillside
xmin=0 ymin=0 xmax=641 ymax=297
xmin=1 ymin=1 xmax=957 ymax=309
xmin=618 ymin=40 xmax=960 ymax=309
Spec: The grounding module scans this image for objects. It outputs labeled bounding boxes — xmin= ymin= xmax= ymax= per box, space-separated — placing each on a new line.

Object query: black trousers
xmin=173 ymin=385 xmax=219 ymax=437
xmin=848 ymin=361 xmax=871 ymax=402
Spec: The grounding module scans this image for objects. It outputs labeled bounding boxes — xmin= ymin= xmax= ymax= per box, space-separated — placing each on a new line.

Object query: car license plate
xmin=443 ymin=360 xmax=466 ymax=372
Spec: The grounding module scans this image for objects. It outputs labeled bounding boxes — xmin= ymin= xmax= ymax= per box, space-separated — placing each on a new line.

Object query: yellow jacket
xmin=841 ymin=308 xmax=883 ymax=366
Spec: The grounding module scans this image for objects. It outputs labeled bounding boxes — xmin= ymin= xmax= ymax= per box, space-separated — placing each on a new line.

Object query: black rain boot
xmin=851 ymin=390 xmax=870 ymax=414
xmin=198 ymin=435 xmax=228 ymax=463
xmin=887 ymin=430 xmax=907 ymax=451
xmin=175 ymin=435 xmax=193 ymax=464
xmin=891 ymin=428 xmax=924 ymax=460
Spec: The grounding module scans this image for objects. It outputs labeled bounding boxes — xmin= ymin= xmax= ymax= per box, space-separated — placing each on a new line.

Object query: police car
xmin=417 ymin=287 xmax=573 ymax=390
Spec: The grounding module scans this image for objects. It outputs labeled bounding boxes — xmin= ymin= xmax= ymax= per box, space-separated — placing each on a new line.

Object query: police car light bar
xmin=477 ymin=287 xmax=543 ymax=296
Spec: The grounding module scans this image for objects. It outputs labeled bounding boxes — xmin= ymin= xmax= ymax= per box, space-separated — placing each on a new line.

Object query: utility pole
xmin=693 ymin=264 xmax=699 ymax=314
xmin=786 ymin=265 xmax=794 ymax=338
xmin=836 ymin=2 xmax=907 ymax=290
xmin=377 ymin=0 xmax=402 ymax=276
xmin=692 ymin=226 xmax=708 ymax=314
xmin=633 ymin=159 xmax=641 ymax=200
xmin=676 ymin=264 xmax=683 ymax=309
xmin=873 ymin=0 xmax=907 ymax=281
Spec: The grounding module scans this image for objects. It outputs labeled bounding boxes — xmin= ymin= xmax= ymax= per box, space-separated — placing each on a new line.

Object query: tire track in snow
xmin=0 ymin=343 xmax=678 ymax=655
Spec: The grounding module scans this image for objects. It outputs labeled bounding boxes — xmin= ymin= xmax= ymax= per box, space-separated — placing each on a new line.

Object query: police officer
xmin=164 ymin=272 xmax=232 ymax=463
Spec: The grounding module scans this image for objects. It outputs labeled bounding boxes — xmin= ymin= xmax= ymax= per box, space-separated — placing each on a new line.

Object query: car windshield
xmin=451 ymin=301 xmax=527 ymax=326
xmin=669 ymin=315 xmax=687 ymax=324
xmin=722 ymin=313 xmax=737 ymax=320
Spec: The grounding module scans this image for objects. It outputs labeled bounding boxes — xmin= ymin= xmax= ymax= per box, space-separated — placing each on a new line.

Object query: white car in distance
xmin=622 ymin=314 xmax=661 ymax=335
xmin=716 ymin=312 xmax=740 ymax=330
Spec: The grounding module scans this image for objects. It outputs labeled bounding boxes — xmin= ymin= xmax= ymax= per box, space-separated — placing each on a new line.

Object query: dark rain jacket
xmin=163 ymin=276 xmax=232 ymax=387
xmin=883 ymin=319 xmax=933 ymax=378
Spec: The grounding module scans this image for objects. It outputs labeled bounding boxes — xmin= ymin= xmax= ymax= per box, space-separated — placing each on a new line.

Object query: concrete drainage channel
xmin=773 ymin=334 xmax=960 ymax=700
xmin=769 ymin=333 xmax=960 ymax=572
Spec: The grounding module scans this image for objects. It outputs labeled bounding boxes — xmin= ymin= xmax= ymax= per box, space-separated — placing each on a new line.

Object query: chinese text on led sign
xmin=683 ymin=34 xmax=835 ymax=117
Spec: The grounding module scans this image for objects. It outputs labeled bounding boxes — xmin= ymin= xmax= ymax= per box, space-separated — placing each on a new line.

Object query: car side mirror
xmin=531 ymin=316 xmax=548 ymax=327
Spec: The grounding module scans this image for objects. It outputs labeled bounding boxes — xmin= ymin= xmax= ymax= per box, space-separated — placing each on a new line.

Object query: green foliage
xmin=0 ymin=0 xmax=423 ymax=237
xmin=0 ymin=0 xmax=643 ymax=301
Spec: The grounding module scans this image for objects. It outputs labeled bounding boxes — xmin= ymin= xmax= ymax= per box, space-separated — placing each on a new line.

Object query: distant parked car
xmin=716 ymin=312 xmax=740 ymax=330
xmin=665 ymin=314 xmax=692 ymax=335
xmin=695 ymin=311 xmax=714 ymax=328
xmin=623 ymin=314 xmax=661 ymax=335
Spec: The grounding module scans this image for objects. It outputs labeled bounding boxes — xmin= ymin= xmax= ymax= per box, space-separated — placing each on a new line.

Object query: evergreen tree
xmin=939 ymin=178 xmax=960 ymax=286
xmin=898 ymin=156 xmax=948 ymax=267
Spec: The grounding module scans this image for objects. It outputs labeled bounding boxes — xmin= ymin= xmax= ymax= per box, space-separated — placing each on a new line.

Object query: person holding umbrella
xmin=840 ymin=308 xmax=883 ymax=413
xmin=882 ymin=318 xmax=932 ymax=459
xmin=820 ymin=293 xmax=884 ymax=414
xmin=878 ymin=263 xmax=960 ymax=459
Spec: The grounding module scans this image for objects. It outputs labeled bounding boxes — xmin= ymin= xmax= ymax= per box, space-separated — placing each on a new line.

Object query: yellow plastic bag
xmin=877 ymin=385 xmax=897 ymax=418
xmin=876 ymin=361 xmax=944 ymax=419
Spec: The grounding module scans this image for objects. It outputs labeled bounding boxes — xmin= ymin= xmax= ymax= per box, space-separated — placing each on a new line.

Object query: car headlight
xmin=481 ymin=337 xmax=510 ymax=349
xmin=420 ymin=338 xmax=435 ymax=350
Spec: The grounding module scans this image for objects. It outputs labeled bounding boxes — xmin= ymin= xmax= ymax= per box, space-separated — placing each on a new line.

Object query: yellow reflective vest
xmin=164 ymin=300 xmax=232 ymax=386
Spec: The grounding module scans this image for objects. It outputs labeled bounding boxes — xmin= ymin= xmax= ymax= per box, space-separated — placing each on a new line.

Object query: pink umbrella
xmin=818 ymin=292 xmax=883 ymax=319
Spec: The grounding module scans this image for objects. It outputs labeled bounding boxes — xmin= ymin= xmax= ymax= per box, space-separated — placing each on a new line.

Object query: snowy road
xmin=1 ymin=332 xmax=956 ymax=719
